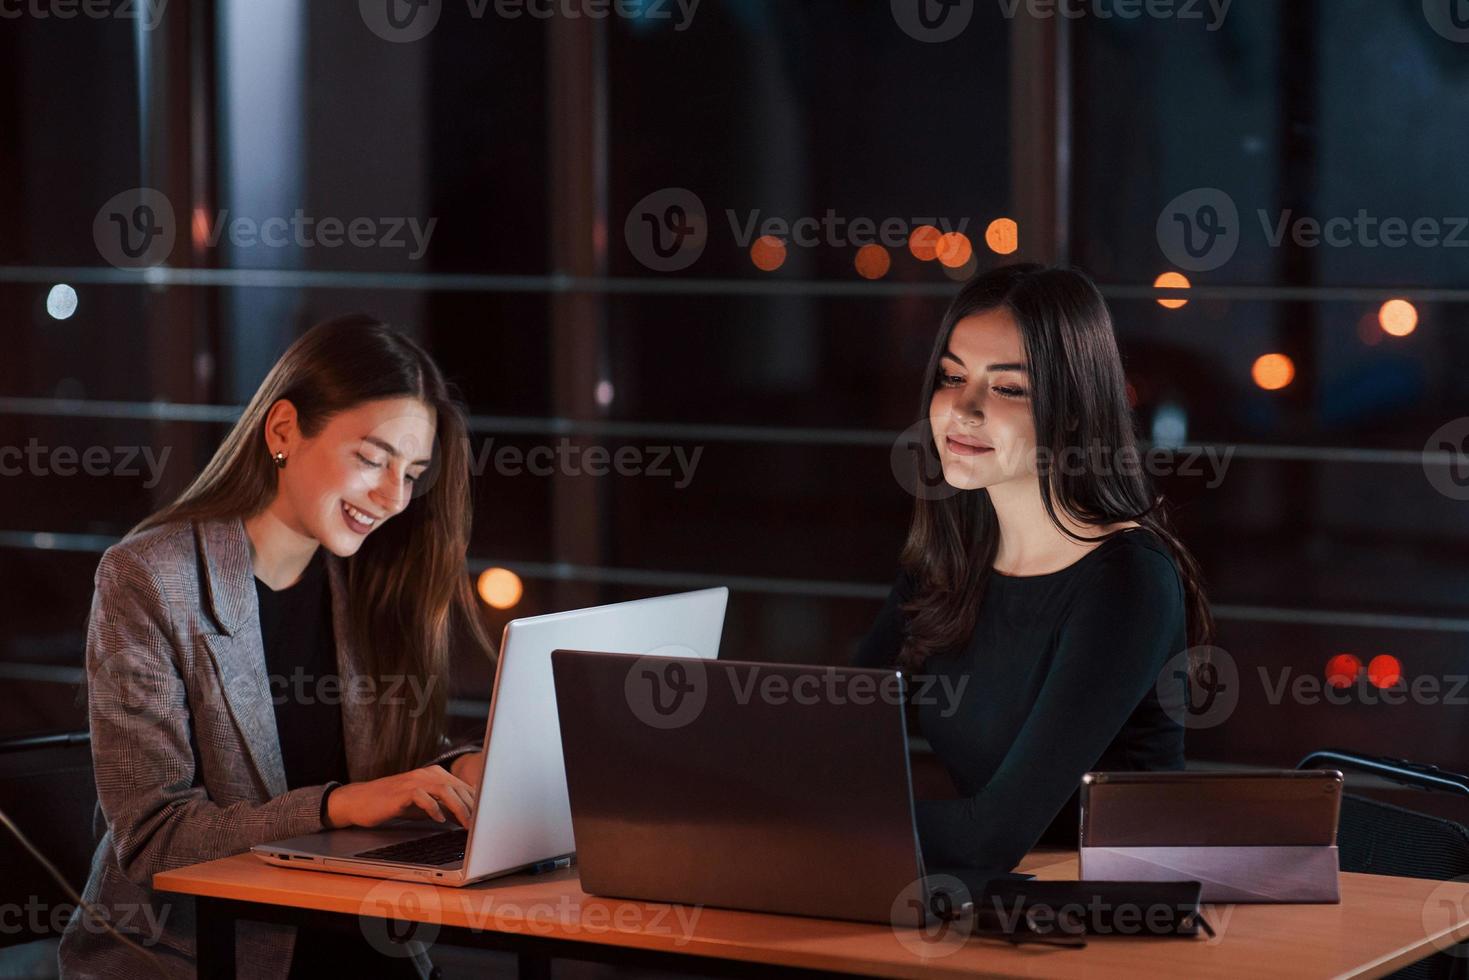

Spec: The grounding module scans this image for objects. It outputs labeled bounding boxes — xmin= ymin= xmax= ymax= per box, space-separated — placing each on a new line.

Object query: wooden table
xmin=154 ymin=849 xmax=1469 ymax=978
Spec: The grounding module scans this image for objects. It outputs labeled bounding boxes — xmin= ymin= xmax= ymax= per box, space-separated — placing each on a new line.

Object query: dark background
xmin=2 ymin=0 xmax=1468 ymax=773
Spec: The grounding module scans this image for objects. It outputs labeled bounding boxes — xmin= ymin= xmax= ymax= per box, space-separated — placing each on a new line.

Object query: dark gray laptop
xmin=550 ymin=650 xmax=1021 ymax=927
xmin=1079 ymin=769 xmax=1344 ymax=902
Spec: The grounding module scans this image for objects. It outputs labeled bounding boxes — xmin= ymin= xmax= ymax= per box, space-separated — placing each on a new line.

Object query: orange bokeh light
xmin=936 ymin=232 xmax=973 ymax=269
xmin=477 ymin=567 xmax=523 ymax=610
xmin=985 ymin=218 xmax=1019 ymax=256
xmin=1378 ymin=299 xmax=1419 ymax=337
xmin=1154 ymin=271 xmax=1192 ymax=310
xmin=750 ymin=235 xmax=786 ymax=272
xmin=1251 ymin=353 xmax=1295 ymax=391
xmin=909 ymin=225 xmax=940 ymax=262
xmin=1325 ymin=653 xmax=1362 ymax=689
xmin=855 ymin=244 xmax=891 ymax=280
xmin=1367 ymin=654 xmax=1402 ymax=689
xmin=192 ymin=207 xmax=213 ymax=250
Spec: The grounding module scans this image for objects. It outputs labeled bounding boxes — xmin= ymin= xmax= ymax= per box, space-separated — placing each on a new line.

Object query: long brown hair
xmin=898 ymin=264 xmax=1213 ymax=671
xmin=132 ymin=314 xmax=494 ymax=779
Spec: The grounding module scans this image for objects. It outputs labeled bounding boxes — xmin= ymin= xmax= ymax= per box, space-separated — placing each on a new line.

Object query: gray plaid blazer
xmin=58 ymin=516 xmax=475 ymax=979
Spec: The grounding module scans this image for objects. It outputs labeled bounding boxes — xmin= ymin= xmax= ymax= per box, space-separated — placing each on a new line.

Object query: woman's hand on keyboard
xmin=326 ymin=765 xmax=476 ymax=829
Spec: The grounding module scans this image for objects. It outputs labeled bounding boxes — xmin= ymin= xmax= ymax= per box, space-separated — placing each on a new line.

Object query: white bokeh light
xmin=1151 ymin=402 xmax=1189 ymax=450
xmin=46 ymin=284 xmax=78 ymax=320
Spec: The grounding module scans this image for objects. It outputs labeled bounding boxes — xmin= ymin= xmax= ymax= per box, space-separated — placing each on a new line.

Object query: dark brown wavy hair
xmin=897 ymin=264 xmax=1213 ymax=671
xmin=131 ymin=315 xmax=495 ymax=779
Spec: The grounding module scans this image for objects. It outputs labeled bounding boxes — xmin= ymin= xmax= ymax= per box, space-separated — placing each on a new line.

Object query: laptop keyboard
xmin=355 ymin=828 xmax=468 ymax=866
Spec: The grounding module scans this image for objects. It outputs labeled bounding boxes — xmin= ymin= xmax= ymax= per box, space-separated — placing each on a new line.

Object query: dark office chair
xmin=0 ymin=731 xmax=98 ymax=950
xmin=1299 ymin=749 xmax=1469 ymax=980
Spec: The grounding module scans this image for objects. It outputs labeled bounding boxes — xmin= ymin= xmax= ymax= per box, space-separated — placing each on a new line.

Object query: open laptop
xmin=251 ymin=588 xmax=728 ymax=885
xmin=551 ymin=649 xmax=1025 ymax=927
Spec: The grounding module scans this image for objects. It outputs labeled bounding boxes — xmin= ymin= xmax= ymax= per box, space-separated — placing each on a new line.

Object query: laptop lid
xmin=463 ymin=588 xmax=728 ymax=880
xmin=1080 ymin=770 xmax=1343 ymax=847
xmin=550 ymin=650 xmax=931 ymax=925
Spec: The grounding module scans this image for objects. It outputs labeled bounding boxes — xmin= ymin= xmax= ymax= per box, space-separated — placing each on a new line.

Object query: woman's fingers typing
xmin=448 ymin=781 xmax=477 ymax=821
xmin=411 ymin=766 xmax=475 ymax=827
xmin=411 ymin=787 xmax=446 ymax=823
xmin=328 ymin=763 xmax=480 ymax=828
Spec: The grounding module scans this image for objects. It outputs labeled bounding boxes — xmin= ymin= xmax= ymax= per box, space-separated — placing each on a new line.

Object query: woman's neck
xmin=987 ymin=478 xmax=1115 ymax=576
xmin=244 ymin=504 xmax=320 ymax=590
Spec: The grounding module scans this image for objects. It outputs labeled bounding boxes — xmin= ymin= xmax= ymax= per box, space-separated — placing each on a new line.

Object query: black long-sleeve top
xmin=255 ymin=550 xmax=421 ymax=979
xmin=854 ymin=529 xmax=1187 ymax=872
xmin=254 ymin=547 xmax=349 ymax=792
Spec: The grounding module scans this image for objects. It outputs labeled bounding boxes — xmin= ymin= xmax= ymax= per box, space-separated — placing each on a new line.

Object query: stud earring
xmin=273 ymin=451 xmax=287 ymax=469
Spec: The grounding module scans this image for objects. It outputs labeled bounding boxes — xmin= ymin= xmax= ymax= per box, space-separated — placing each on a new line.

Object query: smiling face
xmin=927 ymin=307 xmax=1036 ymax=492
xmin=266 ymin=396 xmax=437 ymax=557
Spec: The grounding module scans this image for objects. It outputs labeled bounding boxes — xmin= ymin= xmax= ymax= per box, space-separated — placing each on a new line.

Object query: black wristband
xmin=320 ymin=781 xmax=342 ymax=829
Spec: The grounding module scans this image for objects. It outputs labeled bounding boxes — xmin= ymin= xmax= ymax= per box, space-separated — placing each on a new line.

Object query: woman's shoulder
xmin=96 ymin=517 xmax=223 ymax=603
xmin=104 ymin=517 xmax=197 ymax=570
xmin=1101 ymin=524 xmax=1174 ymax=562
xmin=1078 ymin=527 xmax=1185 ymax=606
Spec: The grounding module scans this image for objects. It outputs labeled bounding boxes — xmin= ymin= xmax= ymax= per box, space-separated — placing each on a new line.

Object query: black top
xmin=256 ymin=551 xmax=416 ymax=978
xmin=254 ymin=548 xmax=349 ymax=791
xmin=854 ymin=529 xmax=1187 ymax=871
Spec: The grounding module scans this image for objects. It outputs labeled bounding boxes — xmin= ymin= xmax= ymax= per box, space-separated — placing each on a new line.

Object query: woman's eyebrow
xmin=940 ymin=350 xmax=1028 ymax=373
xmin=362 ymin=435 xmax=432 ymax=467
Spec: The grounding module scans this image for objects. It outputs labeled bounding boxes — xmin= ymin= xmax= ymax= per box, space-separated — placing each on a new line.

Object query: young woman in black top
xmin=855 ymin=263 xmax=1213 ymax=872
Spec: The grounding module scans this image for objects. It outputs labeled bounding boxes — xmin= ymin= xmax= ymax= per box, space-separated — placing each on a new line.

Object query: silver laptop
xmin=251 ymin=587 xmax=728 ymax=885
